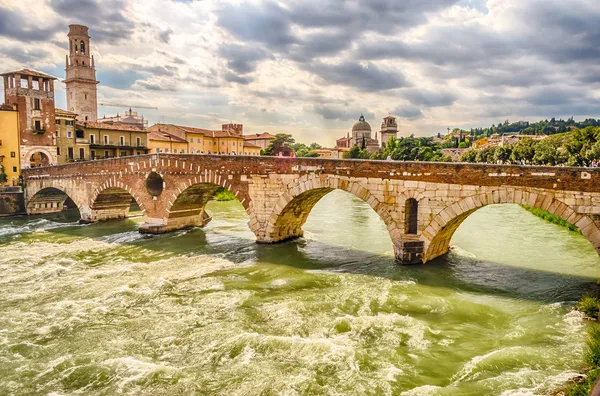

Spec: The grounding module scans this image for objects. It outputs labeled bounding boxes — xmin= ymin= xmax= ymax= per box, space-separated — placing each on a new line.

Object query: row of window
xmin=51 ymin=133 xmax=143 ymax=146
xmin=55 ymin=119 xmax=75 ymax=126
xmin=188 ymin=138 xmax=240 ymax=146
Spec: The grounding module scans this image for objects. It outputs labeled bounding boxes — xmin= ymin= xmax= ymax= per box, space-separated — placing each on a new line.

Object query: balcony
xmin=32 ymin=129 xmax=46 ymax=135
xmin=75 ymin=138 xmax=89 ymax=144
xmin=89 ymin=141 xmax=148 ymax=150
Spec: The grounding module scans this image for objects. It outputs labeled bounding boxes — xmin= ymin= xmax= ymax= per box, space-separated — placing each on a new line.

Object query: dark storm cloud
xmin=216 ymin=0 xmax=458 ymax=85
xmin=0 ymin=44 xmax=52 ymax=63
xmin=354 ymin=0 xmax=600 ymax=88
xmin=0 ymin=7 xmax=60 ymax=41
xmin=307 ymin=62 xmax=410 ymax=92
xmin=49 ymin=0 xmax=135 ymax=43
xmin=402 ymin=89 xmax=457 ymax=107
xmin=394 ymin=105 xmax=424 ymax=120
xmin=135 ymin=79 xmax=176 ymax=91
xmin=224 ymin=71 xmax=253 ymax=85
xmin=138 ymin=65 xmax=178 ymax=77
xmin=218 ymin=2 xmax=296 ymax=50
xmin=313 ymin=104 xmax=374 ymax=121
xmin=158 ymin=27 xmax=173 ymax=44
xmin=288 ymin=0 xmax=457 ymax=33
xmin=219 ymin=44 xmax=272 ymax=74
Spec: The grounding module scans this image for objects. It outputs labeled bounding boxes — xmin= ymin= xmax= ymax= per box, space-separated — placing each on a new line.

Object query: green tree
xmin=343 ymin=145 xmax=361 ymax=159
xmin=263 ymin=134 xmax=295 ymax=156
xmin=494 ymin=146 xmax=512 ymax=164
xmin=532 ymin=134 xmax=569 ymax=165
xmin=564 ymin=127 xmax=600 ymax=166
xmin=510 ymin=138 xmax=537 ymax=164
xmin=460 ymin=150 xmax=478 ymax=163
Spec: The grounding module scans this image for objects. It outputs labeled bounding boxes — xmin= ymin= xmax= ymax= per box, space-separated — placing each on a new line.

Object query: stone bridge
xmin=21 ymin=154 xmax=600 ymax=264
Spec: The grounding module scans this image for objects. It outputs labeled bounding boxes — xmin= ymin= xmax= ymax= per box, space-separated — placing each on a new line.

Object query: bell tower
xmin=380 ymin=116 xmax=398 ymax=148
xmin=65 ymin=24 xmax=99 ymax=122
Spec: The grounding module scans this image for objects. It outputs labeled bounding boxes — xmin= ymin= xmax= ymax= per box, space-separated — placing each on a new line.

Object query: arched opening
xmin=27 ymin=187 xmax=80 ymax=219
xmin=80 ymin=40 xmax=85 ymax=55
xmin=301 ymin=189 xmax=394 ymax=255
xmin=91 ymin=187 xmax=142 ymax=222
xmin=424 ymin=193 xmax=600 ymax=264
xmin=266 ymin=182 xmax=396 ymax=254
xmin=164 ymin=183 xmax=249 ymax=234
xmin=405 ymin=198 xmax=418 ymax=234
xmin=29 ymin=152 xmax=50 ymax=168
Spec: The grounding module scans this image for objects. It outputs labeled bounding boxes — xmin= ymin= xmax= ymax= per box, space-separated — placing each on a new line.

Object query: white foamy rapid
xmin=0 ymin=197 xmax=598 ymax=395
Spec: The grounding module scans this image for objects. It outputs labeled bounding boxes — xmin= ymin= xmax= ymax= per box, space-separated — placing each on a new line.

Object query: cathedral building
xmin=65 ymin=24 xmax=99 ymax=122
xmin=335 ymin=114 xmax=398 ymax=154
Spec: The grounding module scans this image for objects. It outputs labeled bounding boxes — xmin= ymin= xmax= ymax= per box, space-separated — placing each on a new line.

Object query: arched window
xmin=405 ymin=198 xmax=418 ymax=234
xmin=80 ymin=40 xmax=86 ymax=55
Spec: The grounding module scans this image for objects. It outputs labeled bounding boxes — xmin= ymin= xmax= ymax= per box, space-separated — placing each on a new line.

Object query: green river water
xmin=1 ymin=191 xmax=600 ymax=395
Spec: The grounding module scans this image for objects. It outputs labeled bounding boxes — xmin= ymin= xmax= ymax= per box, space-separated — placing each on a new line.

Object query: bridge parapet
xmin=21 ymin=154 xmax=600 ymax=264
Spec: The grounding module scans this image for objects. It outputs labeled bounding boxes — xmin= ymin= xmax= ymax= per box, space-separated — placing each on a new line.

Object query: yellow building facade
xmin=55 ymin=109 xmax=90 ymax=163
xmin=148 ymin=130 xmax=188 ymax=154
xmin=0 ymin=104 xmax=20 ymax=185
xmin=80 ymin=122 xmax=149 ymax=159
xmin=148 ymin=123 xmax=260 ymax=156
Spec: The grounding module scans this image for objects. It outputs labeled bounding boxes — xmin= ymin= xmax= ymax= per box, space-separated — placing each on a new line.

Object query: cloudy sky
xmin=1 ymin=0 xmax=599 ymax=145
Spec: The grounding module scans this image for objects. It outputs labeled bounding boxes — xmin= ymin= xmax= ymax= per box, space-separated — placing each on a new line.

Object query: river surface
xmin=1 ymin=191 xmax=599 ymax=395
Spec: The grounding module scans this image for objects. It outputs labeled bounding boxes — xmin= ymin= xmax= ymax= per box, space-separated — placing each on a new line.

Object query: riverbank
xmin=555 ymin=296 xmax=600 ymax=395
xmin=520 ymin=204 xmax=580 ymax=233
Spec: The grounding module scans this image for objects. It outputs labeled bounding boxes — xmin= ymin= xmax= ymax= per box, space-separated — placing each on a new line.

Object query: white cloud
xmin=0 ymin=0 xmax=599 ymax=146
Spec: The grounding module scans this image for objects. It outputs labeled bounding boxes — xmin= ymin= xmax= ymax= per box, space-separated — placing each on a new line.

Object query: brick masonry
xmin=0 ymin=187 xmax=25 ymax=216
xmin=21 ymin=154 xmax=600 ymax=264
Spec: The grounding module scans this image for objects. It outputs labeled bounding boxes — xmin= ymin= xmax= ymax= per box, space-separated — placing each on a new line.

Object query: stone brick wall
xmin=22 ymin=154 xmax=600 ymax=264
xmin=0 ymin=187 xmax=25 ymax=216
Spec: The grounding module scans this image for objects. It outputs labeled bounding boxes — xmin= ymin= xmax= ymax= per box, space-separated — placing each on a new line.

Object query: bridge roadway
xmin=21 ymin=154 xmax=600 ymax=264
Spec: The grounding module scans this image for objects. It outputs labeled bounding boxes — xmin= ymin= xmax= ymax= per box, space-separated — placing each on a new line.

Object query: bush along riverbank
xmin=520 ymin=205 xmax=580 ymax=233
xmin=559 ymin=296 xmax=600 ymax=395
xmin=214 ymin=188 xmax=236 ymax=201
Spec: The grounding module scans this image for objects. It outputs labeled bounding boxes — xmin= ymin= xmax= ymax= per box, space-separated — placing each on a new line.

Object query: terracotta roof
xmin=177 ymin=125 xmax=243 ymax=138
xmin=55 ymin=108 xmax=77 ymax=117
xmin=209 ymin=130 xmax=244 ymax=138
xmin=150 ymin=124 xmax=245 ymax=139
xmin=244 ymin=132 xmax=275 ymax=140
xmin=243 ymin=142 xmax=260 ymax=148
xmin=0 ymin=104 xmax=15 ymax=111
xmin=1 ymin=68 xmax=57 ymax=80
xmin=148 ymin=130 xmax=187 ymax=143
xmin=77 ymin=121 xmax=148 ymax=133
xmin=336 ymin=137 xmax=351 ymax=142
xmin=176 ymin=125 xmax=214 ymax=135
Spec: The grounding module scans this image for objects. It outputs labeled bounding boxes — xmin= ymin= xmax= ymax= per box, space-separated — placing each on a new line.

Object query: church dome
xmin=352 ymin=114 xmax=371 ymax=132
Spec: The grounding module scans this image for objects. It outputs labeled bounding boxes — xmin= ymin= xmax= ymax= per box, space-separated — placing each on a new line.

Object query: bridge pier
xmin=139 ymin=210 xmax=212 ymax=234
xmin=393 ymin=237 xmax=425 ymax=265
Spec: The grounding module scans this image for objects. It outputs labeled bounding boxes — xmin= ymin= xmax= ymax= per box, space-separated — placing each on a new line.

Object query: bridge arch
xmin=422 ymin=189 xmax=600 ymax=262
xmin=89 ymin=181 xmax=145 ymax=222
xmin=26 ymin=186 xmax=83 ymax=216
xmin=264 ymin=175 xmax=401 ymax=244
xmin=146 ymin=177 xmax=254 ymax=234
